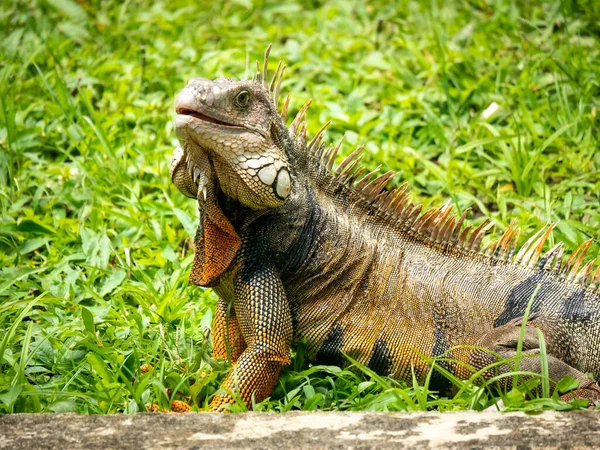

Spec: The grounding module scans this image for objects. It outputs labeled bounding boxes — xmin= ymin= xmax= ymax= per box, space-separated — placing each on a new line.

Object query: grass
xmin=1 ymin=0 xmax=599 ymax=414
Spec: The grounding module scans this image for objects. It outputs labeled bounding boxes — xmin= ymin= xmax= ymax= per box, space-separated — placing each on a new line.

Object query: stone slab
xmin=1 ymin=411 xmax=599 ymax=449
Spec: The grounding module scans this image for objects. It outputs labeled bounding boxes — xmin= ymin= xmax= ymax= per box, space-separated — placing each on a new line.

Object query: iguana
xmin=170 ymin=47 xmax=600 ymax=412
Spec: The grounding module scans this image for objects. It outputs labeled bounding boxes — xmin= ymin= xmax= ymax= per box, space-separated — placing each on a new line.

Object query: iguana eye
xmin=235 ymin=90 xmax=251 ymax=108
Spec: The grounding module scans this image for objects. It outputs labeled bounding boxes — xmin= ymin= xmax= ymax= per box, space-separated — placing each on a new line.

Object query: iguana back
xmin=277 ymin=148 xmax=600 ymax=385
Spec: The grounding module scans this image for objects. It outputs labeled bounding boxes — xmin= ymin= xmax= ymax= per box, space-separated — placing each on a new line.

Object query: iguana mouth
xmin=176 ymin=107 xmax=242 ymax=128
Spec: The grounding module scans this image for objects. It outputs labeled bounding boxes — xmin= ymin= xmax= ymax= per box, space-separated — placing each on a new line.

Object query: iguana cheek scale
xmin=171 ymin=46 xmax=600 ymax=412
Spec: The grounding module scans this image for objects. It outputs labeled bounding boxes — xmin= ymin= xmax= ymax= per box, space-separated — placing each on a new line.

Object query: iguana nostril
xmin=205 ymin=87 xmax=214 ymax=106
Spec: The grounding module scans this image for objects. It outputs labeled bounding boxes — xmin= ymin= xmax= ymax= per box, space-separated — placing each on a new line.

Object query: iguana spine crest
xmin=254 ymin=48 xmax=599 ymax=292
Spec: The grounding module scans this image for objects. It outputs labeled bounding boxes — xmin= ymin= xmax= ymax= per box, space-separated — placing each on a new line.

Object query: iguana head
xmin=171 ymin=77 xmax=291 ymax=209
xmin=170 ymin=49 xmax=297 ymax=286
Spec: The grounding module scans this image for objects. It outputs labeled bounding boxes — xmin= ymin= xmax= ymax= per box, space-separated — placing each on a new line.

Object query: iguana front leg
xmin=213 ymin=298 xmax=246 ymax=363
xmin=209 ymin=264 xmax=292 ymax=412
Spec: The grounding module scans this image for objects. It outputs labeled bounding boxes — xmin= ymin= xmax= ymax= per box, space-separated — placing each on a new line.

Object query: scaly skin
xmin=170 ymin=49 xmax=600 ymax=411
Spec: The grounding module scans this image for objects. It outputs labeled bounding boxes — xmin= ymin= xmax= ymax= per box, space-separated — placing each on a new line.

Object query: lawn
xmin=1 ymin=0 xmax=599 ymax=414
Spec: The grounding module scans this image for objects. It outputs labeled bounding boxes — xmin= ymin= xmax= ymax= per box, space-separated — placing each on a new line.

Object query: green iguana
xmin=170 ymin=47 xmax=600 ymax=412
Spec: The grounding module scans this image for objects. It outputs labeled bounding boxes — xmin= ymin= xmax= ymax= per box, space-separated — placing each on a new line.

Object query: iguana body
xmin=170 ymin=48 xmax=600 ymax=411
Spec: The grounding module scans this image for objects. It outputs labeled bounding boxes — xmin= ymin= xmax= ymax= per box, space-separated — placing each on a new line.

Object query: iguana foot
xmin=559 ymin=382 xmax=600 ymax=408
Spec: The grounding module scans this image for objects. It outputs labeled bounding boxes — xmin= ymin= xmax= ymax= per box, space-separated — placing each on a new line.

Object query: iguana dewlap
xmin=170 ymin=47 xmax=600 ymax=412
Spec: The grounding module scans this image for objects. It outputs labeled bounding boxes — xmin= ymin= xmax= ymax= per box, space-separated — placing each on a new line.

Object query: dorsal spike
xmin=308 ymin=121 xmax=331 ymax=153
xmin=335 ymin=143 xmax=365 ymax=176
xmin=552 ymin=244 xmax=566 ymax=273
xmin=281 ymin=93 xmax=291 ymax=122
xmin=522 ymin=223 xmax=556 ymax=268
xmin=575 ymin=260 xmax=596 ymax=285
xmin=375 ymin=190 xmax=390 ymax=205
xmin=346 ymin=166 xmax=366 ymax=185
xmin=386 ymin=184 xmax=410 ymax=213
xmin=450 ymin=208 xmax=471 ymax=245
xmin=467 ymin=218 xmax=490 ymax=250
xmin=325 ymin=133 xmax=344 ymax=171
xmin=262 ymin=44 xmax=272 ymax=89
xmin=413 ymin=208 xmax=439 ymax=233
xmin=493 ymin=239 xmax=505 ymax=259
xmin=539 ymin=242 xmax=563 ymax=270
xmin=361 ymin=170 xmax=395 ymax=198
xmin=458 ymin=225 xmax=473 ymax=247
xmin=506 ymin=227 xmax=521 ymax=261
xmin=395 ymin=201 xmax=412 ymax=219
xmin=437 ymin=200 xmax=454 ymax=222
xmin=269 ymin=60 xmax=283 ymax=97
xmin=497 ymin=220 xmax=517 ymax=255
xmin=438 ymin=216 xmax=456 ymax=243
xmin=447 ymin=218 xmax=461 ymax=244
xmin=255 ymin=61 xmax=262 ymax=84
xmin=435 ymin=206 xmax=455 ymax=240
xmin=306 ymin=136 xmax=329 ymax=155
xmin=405 ymin=204 xmax=422 ymax=226
xmin=396 ymin=181 xmax=411 ymax=197
xmin=394 ymin=198 xmax=413 ymax=219
xmin=333 ymin=134 xmax=348 ymax=169
xmin=322 ymin=144 xmax=335 ymax=169
xmin=471 ymin=221 xmax=495 ymax=251
xmin=290 ymin=99 xmax=312 ymax=135
xmin=313 ymin=135 xmax=326 ymax=160
xmin=515 ymin=225 xmax=547 ymax=263
xmin=421 ymin=201 xmax=453 ymax=239
xmin=591 ymin=264 xmax=600 ymax=288
xmin=354 ymin=166 xmax=381 ymax=190
xmin=560 ymin=239 xmax=584 ymax=275
xmin=298 ymin=122 xmax=307 ymax=147
xmin=381 ymin=188 xmax=401 ymax=209
xmin=486 ymin=240 xmax=499 ymax=257
xmin=338 ymin=158 xmax=363 ymax=181
xmin=274 ymin=64 xmax=286 ymax=108
xmin=566 ymin=239 xmax=593 ymax=280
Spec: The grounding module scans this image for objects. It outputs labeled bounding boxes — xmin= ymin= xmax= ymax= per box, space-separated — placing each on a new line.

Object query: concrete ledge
xmin=1 ymin=411 xmax=599 ymax=449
